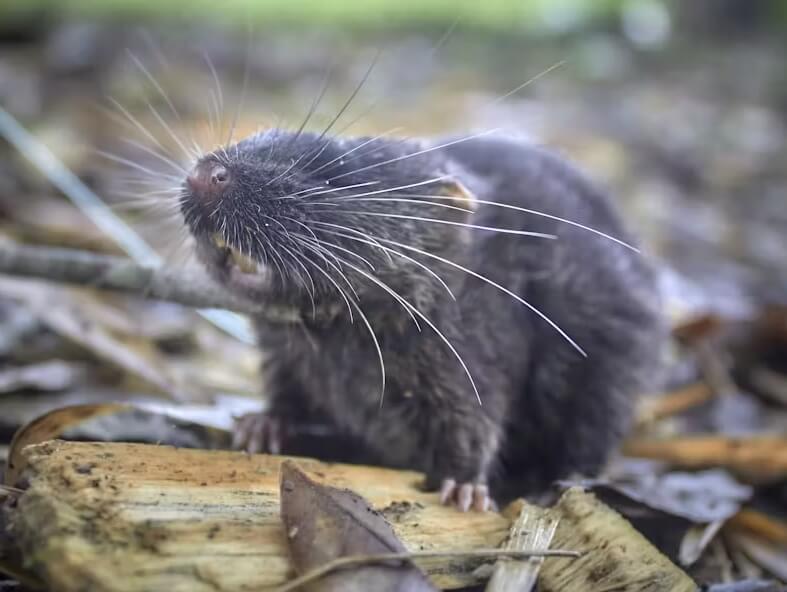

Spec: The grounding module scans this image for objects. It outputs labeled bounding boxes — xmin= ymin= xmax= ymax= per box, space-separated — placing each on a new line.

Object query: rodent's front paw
xmin=438 ymin=478 xmax=497 ymax=512
xmin=231 ymin=411 xmax=287 ymax=455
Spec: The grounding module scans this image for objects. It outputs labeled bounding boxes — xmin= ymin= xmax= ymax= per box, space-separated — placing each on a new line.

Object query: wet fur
xmin=181 ymin=130 xmax=665 ymax=499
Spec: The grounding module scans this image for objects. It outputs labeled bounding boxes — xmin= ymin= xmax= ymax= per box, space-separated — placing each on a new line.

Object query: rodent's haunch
xmin=181 ymin=129 xmax=665 ymax=511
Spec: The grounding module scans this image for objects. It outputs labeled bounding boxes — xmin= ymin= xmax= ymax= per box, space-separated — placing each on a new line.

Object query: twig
xmin=486 ymin=505 xmax=559 ymax=592
xmin=273 ymin=548 xmax=581 ymax=592
xmin=0 ymin=105 xmax=251 ymax=342
xmin=0 ymin=241 xmax=300 ymax=323
xmin=0 ymin=485 xmax=24 ymax=498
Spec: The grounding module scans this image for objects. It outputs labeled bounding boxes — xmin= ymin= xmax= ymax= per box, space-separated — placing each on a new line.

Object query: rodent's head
xmin=180 ymin=130 xmax=475 ymax=316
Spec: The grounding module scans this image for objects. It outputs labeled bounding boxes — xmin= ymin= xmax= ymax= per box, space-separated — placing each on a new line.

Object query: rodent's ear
xmin=438 ymin=179 xmax=477 ymax=220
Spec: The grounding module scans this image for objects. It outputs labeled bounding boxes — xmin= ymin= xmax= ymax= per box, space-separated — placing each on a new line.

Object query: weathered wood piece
xmin=4 ymin=441 xmax=510 ymax=591
xmin=522 ymin=488 xmax=696 ymax=592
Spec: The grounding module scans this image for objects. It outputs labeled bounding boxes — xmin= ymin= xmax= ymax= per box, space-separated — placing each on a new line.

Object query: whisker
xmin=307 ymin=127 xmax=403 ymax=176
xmin=108 ymin=99 xmax=166 ymax=151
xmin=276 ymin=240 xmax=317 ymax=315
xmin=315 ymin=209 xmax=558 ymax=239
xmin=290 ymin=231 xmax=376 ymax=271
xmin=203 ymin=51 xmax=225 ymax=141
xmin=226 ymin=27 xmax=252 ymax=148
xmin=292 ymin=235 xmax=359 ymax=312
xmin=96 ymin=150 xmax=182 ymax=182
xmin=120 ymin=138 xmax=188 ymax=175
xmin=308 ymin=220 xmax=392 ymax=264
xmin=310 ymin=175 xmax=447 ymax=200
xmin=127 ymin=51 xmax=183 ymax=122
xmin=347 ymin=298 xmax=386 ymax=406
xmin=317 ymin=226 xmax=455 ymax=300
xmin=377 ymin=235 xmax=586 ymax=357
xmin=278 ymin=180 xmax=381 ymax=201
xmin=290 ymin=64 xmax=333 ymax=146
xmin=387 ymin=193 xmax=640 ymax=252
xmin=294 ymin=50 xmax=382 ymax=173
xmin=326 ymin=129 xmax=500 ymax=182
xmin=326 ymin=253 xmax=481 ymax=405
xmin=484 ymin=60 xmax=566 ymax=109
xmin=322 ymin=196 xmax=472 ymax=215
xmin=146 ymin=103 xmax=198 ymax=162
xmin=294 ymin=246 xmax=387 ymax=403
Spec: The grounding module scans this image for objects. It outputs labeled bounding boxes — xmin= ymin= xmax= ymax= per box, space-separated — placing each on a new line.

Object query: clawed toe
xmin=231 ymin=412 xmax=284 ymax=455
xmin=439 ymin=478 xmax=496 ymax=512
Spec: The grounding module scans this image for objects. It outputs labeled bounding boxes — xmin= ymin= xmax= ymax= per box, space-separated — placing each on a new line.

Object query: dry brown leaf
xmin=278 ymin=460 xmax=437 ymax=592
xmin=4 ymin=403 xmax=129 ymax=486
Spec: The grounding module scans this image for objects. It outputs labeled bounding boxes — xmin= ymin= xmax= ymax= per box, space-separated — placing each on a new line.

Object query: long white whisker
xmin=96 ymin=150 xmax=181 ymax=182
xmin=386 ymin=193 xmax=640 ymax=252
xmin=147 ymin=103 xmax=198 ymax=162
xmin=484 ymin=60 xmax=566 ymax=109
xmin=317 ymin=196 xmax=473 ymax=215
xmin=311 ymin=175 xmax=447 ymax=200
xmin=127 ymin=51 xmax=183 ymax=122
xmin=292 ymin=236 xmax=358 ymax=316
xmin=294 ymin=51 xmax=381 ymax=174
xmin=326 ymin=129 xmax=500 ymax=182
xmin=331 ymin=255 xmax=481 ymax=405
xmin=295 ymin=248 xmax=385 ymax=402
xmin=377 ymin=235 xmax=586 ymax=356
xmin=308 ymin=127 xmax=403 ymax=176
xmin=309 ymin=220 xmax=392 ymax=263
xmin=291 ymin=231 xmax=376 ymax=273
xmin=120 ymin=138 xmax=188 ymax=175
xmin=278 ymin=180 xmax=380 ymax=201
xmin=226 ymin=31 xmax=251 ymax=148
xmin=317 ymin=227 xmax=456 ymax=300
xmin=108 ymin=99 xmax=166 ymax=151
xmin=275 ymin=240 xmax=317 ymax=314
xmin=316 ymin=210 xmax=557 ymax=239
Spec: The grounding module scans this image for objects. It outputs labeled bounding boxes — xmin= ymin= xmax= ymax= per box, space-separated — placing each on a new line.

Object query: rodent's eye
xmin=186 ymin=161 xmax=232 ymax=203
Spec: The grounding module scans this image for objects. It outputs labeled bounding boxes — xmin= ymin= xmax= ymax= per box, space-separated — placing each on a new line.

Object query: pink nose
xmin=186 ymin=162 xmax=230 ymax=202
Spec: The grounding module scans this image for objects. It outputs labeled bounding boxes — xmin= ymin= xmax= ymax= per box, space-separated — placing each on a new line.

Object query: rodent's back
xmin=438 ymin=135 xmax=664 ymax=491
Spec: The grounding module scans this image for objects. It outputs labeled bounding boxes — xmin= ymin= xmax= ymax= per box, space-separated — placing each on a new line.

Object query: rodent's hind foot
xmin=231 ymin=411 xmax=286 ymax=455
xmin=439 ymin=478 xmax=497 ymax=512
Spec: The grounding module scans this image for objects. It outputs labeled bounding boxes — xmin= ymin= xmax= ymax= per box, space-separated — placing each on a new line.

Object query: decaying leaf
xmin=4 ymin=403 xmax=129 ymax=486
xmin=278 ymin=460 xmax=437 ymax=592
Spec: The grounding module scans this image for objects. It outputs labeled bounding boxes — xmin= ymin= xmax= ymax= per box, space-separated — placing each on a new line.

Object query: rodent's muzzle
xmin=186 ymin=161 xmax=231 ymax=204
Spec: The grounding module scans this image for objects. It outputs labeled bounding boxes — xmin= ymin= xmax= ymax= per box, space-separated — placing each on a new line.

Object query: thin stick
xmin=0 ymin=241 xmax=300 ymax=323
xmin=274 ymin=548 xmax=581 ymax=592
xmin=0 ymin=106 xmax=251 ymax=343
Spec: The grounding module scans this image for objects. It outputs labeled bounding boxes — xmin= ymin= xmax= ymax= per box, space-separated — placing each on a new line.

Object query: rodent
xmin=180 ymin=128 xmax=665 ymax=511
